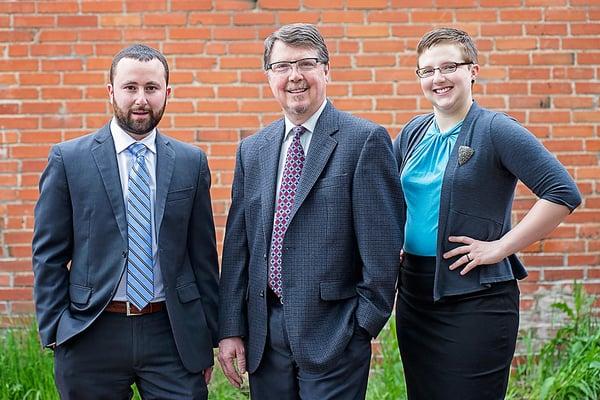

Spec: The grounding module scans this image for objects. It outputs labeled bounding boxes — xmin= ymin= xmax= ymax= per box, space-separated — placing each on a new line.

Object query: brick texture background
xmin=0 ymin=0 xmax=598 ymax=335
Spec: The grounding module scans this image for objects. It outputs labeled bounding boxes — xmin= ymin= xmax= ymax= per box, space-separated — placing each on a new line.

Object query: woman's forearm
xmin=498 ymin=199 xmax=571 ymax=257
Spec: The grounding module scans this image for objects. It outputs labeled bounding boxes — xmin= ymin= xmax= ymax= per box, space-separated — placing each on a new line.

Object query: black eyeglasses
xmin=416 ymin=62 xmax=473 ymax=78
xmin=267 ymin=58 xmax=326 ymax=75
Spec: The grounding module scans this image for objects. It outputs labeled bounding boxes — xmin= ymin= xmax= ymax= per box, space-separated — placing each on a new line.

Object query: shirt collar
xmin=110 ymin=117 xmax=157 ymax=155
xmin=284 ymin=98 xmax=328 ymax=137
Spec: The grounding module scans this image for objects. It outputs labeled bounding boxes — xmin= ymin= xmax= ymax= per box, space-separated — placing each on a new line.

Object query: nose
xmin=287 ymin=64 xmax=303 ymax=82
xmin=432 ymin=68 xmax=446 ymax=82
xmin=134 ymin=88 xmax=148 ymax=105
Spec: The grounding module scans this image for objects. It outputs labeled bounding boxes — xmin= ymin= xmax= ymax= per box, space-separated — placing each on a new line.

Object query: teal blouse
xmin=401 ymin=119 xmax=463 ymax=256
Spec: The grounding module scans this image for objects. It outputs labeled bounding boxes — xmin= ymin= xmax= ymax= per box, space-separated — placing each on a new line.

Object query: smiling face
xmin=417 ymin=43 xmax=479 ymax=119
xmin=107 ymin=57 xmax=171 ymax=139
xmin=266 ymin=40 xmax=329 ymax=125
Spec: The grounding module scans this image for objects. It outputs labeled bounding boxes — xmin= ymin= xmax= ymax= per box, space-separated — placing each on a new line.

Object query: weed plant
xmin=507 ymin=283 xmax=600 ymax=400
xmin=0 ymin=322 xmax=251 ymax=400
xmin=0 ymin=321 xmax=56 ymax=400
xmin=1 ymin=284 xmax=597 ymax=400
xmin=366 ymin=317 xmax=408 ymax=400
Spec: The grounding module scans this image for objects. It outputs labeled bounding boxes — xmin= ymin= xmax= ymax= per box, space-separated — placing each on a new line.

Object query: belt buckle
xmin=126 ymin=302 xmax=144 ymax=316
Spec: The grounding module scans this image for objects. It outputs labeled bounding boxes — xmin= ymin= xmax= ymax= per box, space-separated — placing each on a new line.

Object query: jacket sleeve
xmin=353 ymin=127 xmax=403 ymax=337
xmin=189 ymin=150 xmax=220 ymax=347
xmin=218 ymin=142 xmax=249 ymax=340
xmin=489 ymin=113 xmax=582 ymax=212
xmin=392 ymin=132 xmax=403 ymax=172
xmin=32 ymin=145 xmax=73 ymax=347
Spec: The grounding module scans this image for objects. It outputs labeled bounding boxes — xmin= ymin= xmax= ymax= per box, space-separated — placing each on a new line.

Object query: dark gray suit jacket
xmin=393 ymin=102 xmax=581 ymax=300
xmin=32 ymin=123 xmax=219 ymax=373
xmin=218 ymin=101 xmax=403 ymax=373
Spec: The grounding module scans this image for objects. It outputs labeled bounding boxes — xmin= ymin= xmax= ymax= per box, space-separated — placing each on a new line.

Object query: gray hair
xmin=110 ymin=44 xmax=169 ymax=85
xmin=263 ymin=23 xmax=329 ymax=70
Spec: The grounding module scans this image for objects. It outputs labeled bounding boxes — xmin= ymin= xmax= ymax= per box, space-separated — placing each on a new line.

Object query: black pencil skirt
xmin=396 ymin=253 xmax=519 ymax=400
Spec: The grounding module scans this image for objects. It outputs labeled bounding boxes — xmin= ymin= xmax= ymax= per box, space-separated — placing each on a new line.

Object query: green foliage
xmin=507 ymin=282 xmax=600 ymax=400
xmin=366 ymin=317 xmax=408 ymax=400
xmin=207 ymin=357 xmax=250 ymax=400
xmin=2 ymin=285 xmax=597 ymax=400
xmin=0 ymin=321 xmax=251 ymax=400
xmin=0 ymin=321 xmax=57 ymax=400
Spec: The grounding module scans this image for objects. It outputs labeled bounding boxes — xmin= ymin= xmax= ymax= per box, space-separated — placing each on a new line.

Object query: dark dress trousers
xmin=32 ymin=124 xmax=219 ymax=398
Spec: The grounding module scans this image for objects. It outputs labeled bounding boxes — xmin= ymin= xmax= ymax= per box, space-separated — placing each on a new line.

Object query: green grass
xmin=507 ymin=282 xmax=600 ymax=400
xmin=0 ymin=321 xmax=56 ymax=400
xmin=207 ymin=362 xmax=250 ymax=400
xmin=0 ymin=323 xmax=252 ymax=400
xmin=1 ymin=284 xmax=597 ymax=400
xmin=367 ymin=317 xmax=407 ymax=400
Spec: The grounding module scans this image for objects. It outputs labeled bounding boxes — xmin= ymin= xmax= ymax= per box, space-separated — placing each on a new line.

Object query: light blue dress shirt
xmin=401 ymin=119 xmax=463 ymax=256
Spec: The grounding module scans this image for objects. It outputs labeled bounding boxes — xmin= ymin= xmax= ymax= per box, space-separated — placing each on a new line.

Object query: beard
xmin=287 ymin=93 xmax=310 ymax=116
xmin=112 ymin=98 xmax=166 ymax=136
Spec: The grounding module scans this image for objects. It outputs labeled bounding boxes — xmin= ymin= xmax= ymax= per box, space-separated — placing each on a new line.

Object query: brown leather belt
xmin=104 ymin=301 xmax=166 ymax=316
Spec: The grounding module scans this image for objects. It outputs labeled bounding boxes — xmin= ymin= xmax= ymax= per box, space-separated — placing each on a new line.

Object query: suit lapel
xmin=91 ymin=124 xmax=128 ymax=244
xmin=259 ymin=119 xmax=285 ymax=247
xmin=289 ymin=102 xmax=338 ymax=222
xmin=155 ymin=131 xmax=175 ymax=234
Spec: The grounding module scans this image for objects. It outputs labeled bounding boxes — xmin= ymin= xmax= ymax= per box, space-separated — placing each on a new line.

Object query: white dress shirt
xmin=110 ymin=118 xmax=165 ymax=303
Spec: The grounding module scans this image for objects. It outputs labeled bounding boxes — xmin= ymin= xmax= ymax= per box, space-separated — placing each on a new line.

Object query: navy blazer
xmin=393 ymin=102 xmax=582 ymax=300
xmin=218 ymin=101 xmax=403 ymax=373
xmin=32 ymin=124 xmax=219 ymax=373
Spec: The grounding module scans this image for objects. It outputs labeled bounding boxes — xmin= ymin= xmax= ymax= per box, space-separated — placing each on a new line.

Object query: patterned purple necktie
xmin=269 ymin=126 xmax=306 ymax=299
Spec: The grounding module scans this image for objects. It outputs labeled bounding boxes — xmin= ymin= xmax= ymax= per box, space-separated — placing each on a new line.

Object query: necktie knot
xmin=292 ymin=125 xmax=306 ymax=139
xmin=128 ymin=142 xmax=147 ymax=158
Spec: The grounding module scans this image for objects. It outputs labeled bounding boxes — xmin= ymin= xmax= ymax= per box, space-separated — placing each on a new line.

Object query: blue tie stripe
xmin=126 ymin=142 xmax=154 ymax=309
xmin=129 ymin=178 xmax=151 ymax=201
xmin=128 ymin=264 xmax=153 ymax=291
xmin=129 ymin=185 xmax=151 ymax=208
xmin=128 ymin=235 xmax=153 ymax=262
xmin=128 ymin=211 xmax=152 ymax=239
xmin=128 ymin=218 xmax=152 ymax=243
xmin=128 ymin=252 xmax=152 ymax=275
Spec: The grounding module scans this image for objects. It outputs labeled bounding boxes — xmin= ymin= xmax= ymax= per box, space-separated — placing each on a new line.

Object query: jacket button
xmin=259 ymin=290 xmax=264 ymax=297
xmin=263 ymin=253 xmax=267 ymax=260
xmin=122 ymin=251 xmax=127 ymax=258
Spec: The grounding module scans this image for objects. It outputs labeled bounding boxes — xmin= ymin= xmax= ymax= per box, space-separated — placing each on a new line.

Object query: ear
xmin=107 ymin=84 xmax=114 ymax=104
xmin=166 ymin=86 xmax=172 ymax=97
xmin=470 ymin=63 xmax=480 ymax=83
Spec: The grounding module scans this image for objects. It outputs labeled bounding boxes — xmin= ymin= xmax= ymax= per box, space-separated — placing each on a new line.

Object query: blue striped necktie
xmin=126 ymin=142 xmax=154 ymax=310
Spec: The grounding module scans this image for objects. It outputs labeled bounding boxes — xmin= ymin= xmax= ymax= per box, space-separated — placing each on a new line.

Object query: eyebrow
xmin=120 ymin=80 xmax=162 ymax=86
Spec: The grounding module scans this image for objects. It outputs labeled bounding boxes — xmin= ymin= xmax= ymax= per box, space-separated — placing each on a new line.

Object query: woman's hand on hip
xmin=443 ymin=236 xmax=508 ymax=275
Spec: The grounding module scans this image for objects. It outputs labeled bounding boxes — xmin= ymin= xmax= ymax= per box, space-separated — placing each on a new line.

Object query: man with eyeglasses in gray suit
xmin=217 ymin=23 xmax=403 ymax=399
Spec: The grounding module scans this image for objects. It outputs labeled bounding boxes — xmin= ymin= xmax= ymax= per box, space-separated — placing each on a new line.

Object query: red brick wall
xmin=0 ymin=1 xmax=598 ymax=331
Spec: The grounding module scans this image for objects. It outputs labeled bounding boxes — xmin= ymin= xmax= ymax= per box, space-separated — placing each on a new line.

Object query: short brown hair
xmin=110 ymin=44 xmax=169 ymax=86
xmin=263 ymin=23 xmax=329 ymax=70
xmin=416 ymin=28 xmax=478 ymax=67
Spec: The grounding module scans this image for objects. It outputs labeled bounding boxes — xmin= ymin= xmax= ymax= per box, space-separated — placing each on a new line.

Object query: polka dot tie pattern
xmin=268 ymin=126 xmax=306 ymax=300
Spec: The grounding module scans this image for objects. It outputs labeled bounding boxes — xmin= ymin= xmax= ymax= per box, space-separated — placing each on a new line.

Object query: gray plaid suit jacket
xmin=218 ymin=101 xmax=403 ymax=373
